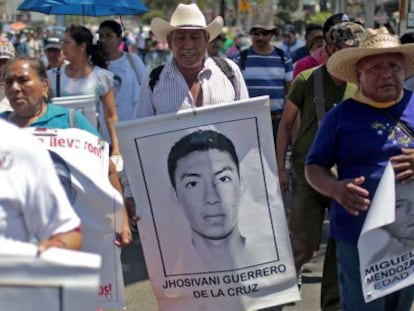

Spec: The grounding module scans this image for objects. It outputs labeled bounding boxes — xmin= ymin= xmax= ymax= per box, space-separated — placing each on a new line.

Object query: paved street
xmin=113 ymin=223 xmax=414 ymax=311
xmin=114 ymin=223 xmax=329 ymax=311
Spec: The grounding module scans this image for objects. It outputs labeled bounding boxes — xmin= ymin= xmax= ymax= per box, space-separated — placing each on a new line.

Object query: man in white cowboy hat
xmin=277 ymin=14 xmax=365 ymax=311
xmin=305 ymin=26 xmax=414 ymax=311
xmin=135 ymin=3 xmax=248 ymax=117
xmin=233 ymin=12 xmax=293 ymax=143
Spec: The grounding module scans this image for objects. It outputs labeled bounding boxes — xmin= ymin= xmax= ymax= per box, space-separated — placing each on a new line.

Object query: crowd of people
xmin=2 ymin=2 xmax=414 ymax=311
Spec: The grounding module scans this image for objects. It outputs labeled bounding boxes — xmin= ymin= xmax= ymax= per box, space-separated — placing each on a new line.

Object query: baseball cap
xmin=0 ymin=38 xmax=15 ymax=60
xmin=325 ymin=22 xmax=365 ymax=47
xmin=323 ymin=13 xmax=351 ymax=36
xmin=44 ymin=37 xmax=62 ymax=50
xmin=282 ymin=24 xmax=296 ymax=36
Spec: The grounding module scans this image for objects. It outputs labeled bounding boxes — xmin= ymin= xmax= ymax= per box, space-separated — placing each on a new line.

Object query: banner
xmin=0 ymin=240 xmax=101 ymax=311
xmin=117 ymin=96 xmax=300 ymax=310
xmin=358 ymin=162 xmax=414 ymax=302
xmin=29 ymin=127 xmax=126 ymax=309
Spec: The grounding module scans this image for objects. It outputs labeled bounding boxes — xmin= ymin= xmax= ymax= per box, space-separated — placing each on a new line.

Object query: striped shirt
xmin=135 ymin=57 xmax=249 ymax=117
xmin=234 ymin=47 xmax=293 ymax=113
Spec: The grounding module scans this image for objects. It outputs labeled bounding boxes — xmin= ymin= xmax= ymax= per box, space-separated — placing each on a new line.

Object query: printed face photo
xmin=385 ymin=182 xmax=414 ymax=248
xmin=135 ymin=119 xmax=280 ymax=276
xmin=173 ymin=148 xmax=242 ymax=240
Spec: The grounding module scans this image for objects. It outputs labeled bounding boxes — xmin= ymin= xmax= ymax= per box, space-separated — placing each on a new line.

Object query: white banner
xmin=117 ymin=96 xmax=300 ymax=310
xmin=358 ymin=162 xmax=414 ymax=302
xmin=0 ymin=240 xmax=101 ymax=311
xmin=28 ymin=128 xmax=126 ymax=309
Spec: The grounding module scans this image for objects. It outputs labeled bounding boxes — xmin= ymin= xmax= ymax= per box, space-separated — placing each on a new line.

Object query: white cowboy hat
xmin=327 ymin=27 xmax=414 ymax=85
xmin=150 ymin=3 xmax=223 ymax=42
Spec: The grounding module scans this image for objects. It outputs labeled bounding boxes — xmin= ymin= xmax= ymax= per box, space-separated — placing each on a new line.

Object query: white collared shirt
xmin=135 ymin=57 xmax=249 ymax=117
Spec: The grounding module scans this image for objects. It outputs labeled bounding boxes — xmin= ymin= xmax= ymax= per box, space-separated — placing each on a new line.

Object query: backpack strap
xmin=313 ymin=66 xmax=325 ymax=126
xmin=55 ymin=66 xmax=61 ymax=97
xmin=211 ymin=57 xmax=240 ymax=100
xmin=239 ymin=49 xmax=248 ymax=71
xmin=68 ymin=108 xmax=77 ymax=128
xmin=274 ymin=46 xmax=285 ymax=64
xmin=149 ymin=64 xmax=165 ymax=92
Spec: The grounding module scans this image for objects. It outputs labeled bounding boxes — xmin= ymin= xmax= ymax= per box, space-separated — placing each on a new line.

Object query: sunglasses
xmin=251 ymin=29 xmax=273 ymax=36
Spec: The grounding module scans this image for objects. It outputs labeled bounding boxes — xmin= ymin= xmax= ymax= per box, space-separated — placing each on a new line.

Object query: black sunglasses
xmin=250 ymin=29 xmax=273 ymax=36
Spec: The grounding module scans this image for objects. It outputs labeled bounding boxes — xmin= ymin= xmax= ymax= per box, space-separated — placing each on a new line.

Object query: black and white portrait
xmin=135 ymin=119 xmax=280 ymax=276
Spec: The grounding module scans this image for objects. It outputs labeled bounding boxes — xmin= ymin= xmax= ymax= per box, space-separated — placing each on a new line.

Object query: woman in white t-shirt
xmin=98 ymin=20 xmax=147 ymax=229
xmin=98 ymin=20 xmax=147 ymax=123
xmin=47 ymin=24 xmax=121 ymax=157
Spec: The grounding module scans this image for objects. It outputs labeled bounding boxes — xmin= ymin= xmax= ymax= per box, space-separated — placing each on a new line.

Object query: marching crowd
xmin=2 ymin=2 xmax=414 ymax=311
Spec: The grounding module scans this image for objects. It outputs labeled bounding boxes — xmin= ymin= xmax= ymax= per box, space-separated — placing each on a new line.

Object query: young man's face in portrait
xmin=173 ymin=149 xmax=242 ymax=240
xmin=387 ymin=199 xmax=414 ymax=246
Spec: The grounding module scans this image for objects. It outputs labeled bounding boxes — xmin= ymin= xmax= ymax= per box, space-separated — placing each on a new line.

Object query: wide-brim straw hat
xmin=151 ymin=3 xmax=223 ymax=42
xmin=327 ymin=27 xmax=414 ymax=85
xmin=250 ymin=12 xmax=276 ymax=31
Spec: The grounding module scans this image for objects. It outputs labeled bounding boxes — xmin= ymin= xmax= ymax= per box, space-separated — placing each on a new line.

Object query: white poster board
xmin=117 ymin=96 xmax=300 ymax=310
xmin=52 ymin=94 xmax=98 ymax=128
xmin=0 ymin=240 xmax=101 ymax=311
xmin=28 ymin=128 xmax=125 ymax=309
xmin=358 ymin=162 xmax=414 ymax=302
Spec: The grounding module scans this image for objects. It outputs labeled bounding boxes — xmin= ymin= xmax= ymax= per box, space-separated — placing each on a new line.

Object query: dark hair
xmin=99 ymin=20 xmax=122 ymax=37
xmin=401 ymin=32 xmax=414 ymax=44
xmin=65 ymin=24 xmax=107 ymax=69
xmin=305 ymin=23 xmax=323 ymax=38
xmin=167 ymin=130 xmax=240 ymax=190
xmin=4 ymin=56 xmax=52 ymax=102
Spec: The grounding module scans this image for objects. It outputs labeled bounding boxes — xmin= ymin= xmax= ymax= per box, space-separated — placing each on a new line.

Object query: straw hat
xmin=327 ymin=27 xmax=414 ymax=84
xmin=250 ymin=12 xmax=276 ymax=31
xmin=150 ymin=3 xmax=223 ymax=42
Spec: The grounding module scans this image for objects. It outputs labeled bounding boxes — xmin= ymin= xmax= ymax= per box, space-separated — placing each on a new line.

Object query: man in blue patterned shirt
xmin=233 ymin=12 xmax=293 ymax=141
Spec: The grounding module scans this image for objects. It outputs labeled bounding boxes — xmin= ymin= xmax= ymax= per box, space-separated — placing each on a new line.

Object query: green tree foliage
xmin=306 ymin=11 xmax=333 ymax=26
xmin=277 ymin=0 xmax=300 ymax=12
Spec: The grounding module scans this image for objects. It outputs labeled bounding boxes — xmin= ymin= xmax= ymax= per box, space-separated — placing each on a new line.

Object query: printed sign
xmin=28 ymin=127 xmax=126 ymax=309
xmin=358 ymin=162 xmax=414 ymax=302
xmin=117 ymin=96 xmax=300 ymax=310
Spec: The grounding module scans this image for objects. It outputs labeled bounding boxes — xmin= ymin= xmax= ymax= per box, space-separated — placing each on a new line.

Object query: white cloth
xmin=47 ymin=65 xmax=114 ymax=143
xmin=136 ymin=57 xmax=249 ymax=117
xmin=0 ymin=120 xmax=80 ymax=243
xmin=108 ymin=52 xmax=147 ymax=122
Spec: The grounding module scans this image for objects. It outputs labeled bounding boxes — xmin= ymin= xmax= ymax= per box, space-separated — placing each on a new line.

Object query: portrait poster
xmin=0 ymin=240 xmax=101 ymax=311
xmin=358 ymin=162 xmax=414 ymax=302
xmin=27 ymin=127 xmax=126 ymax=309
xmin=117 ymin=96 xmax=300 ymax=311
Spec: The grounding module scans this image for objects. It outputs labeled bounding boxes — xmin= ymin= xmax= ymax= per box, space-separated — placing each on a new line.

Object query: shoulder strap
xmin=274 ymin=46 xmax=285 ymax=64
xmin=212 ymin=57 xmax=240 ymax=100
xmin=383 ymin=111 xmax=414 ymax=140
xmin=126 ymin=52 xmax=142 ymax=85
xmin=68 ymin=108 xmax=78 ymax=128
xmin=239 ymin=49 xmax=248 ymax=71
xmin=313 ymin=66 xmax=325 ymax=126
xmin=56 ymin=66 xmax=61 ymax=97
xmin=149 ymin=64 xmax=165 ymax=92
